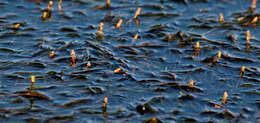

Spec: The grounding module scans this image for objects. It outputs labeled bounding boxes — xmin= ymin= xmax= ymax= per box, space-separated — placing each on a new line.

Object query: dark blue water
xmin=0 ymin=0 xmax=259 ymax=122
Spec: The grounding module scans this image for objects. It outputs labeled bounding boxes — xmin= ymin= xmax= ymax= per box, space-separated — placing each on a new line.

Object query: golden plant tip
xmin=149 ymin=117 xmax=158 ymax=122
xmin=58 ymin=0 xmax=63 ymax=10
xmin=250 ymin=0 xmax=257 ymax=10
xmin=86 ymin=61 xmax=91 ymax=68
xmin=134 ymin=8 xmax=142 ymax=19
xmin=70 ymin=49 xmax=76 ymax=56
xmin=217 ymin=51 xmax=222 ymax=59
xmin=241 ymin=66 xmax=246 ymax=72
xmin=246 ymin=30 xmax=251 ymax=43
xmin=251 ymin=16 xmax=258 ymax=23
xmin=49 ymin=1 xmax=54 ymax=6
xmin=142 ymin=106 xmax=146 ymax=111
xmin=70 ymin=50 xmax=76 ymax=66
xmin=236 ymin=17 xmax=245 ymax=21
xmin=48 ymin=1 xmax=54 ymax=9
xmin=133 ymin=34 xmax=139 ymax=40
xmin=42 ymin=11 xmax=48 ymax=19
xmin=195 ymin=42 xmax=200 ymax=49
xmin=218 ymin=13 xmax=224 ymax=23
xmin=14 ymin=23 xmax=21 ymax=28
xmin=106 ymin=0 xmax=111 ymax=8
xmin=213 ymin=104 xmax=223 ymax=109
xmin=98 ymin=22 xmax=104 ymax=32
xmin=102 ymin=96 xmax=108 ymax=112
xmin=113 ymin=68 xmax=122 ymax=73
xmin=188 ymin=80 xmax=195 ymax=87
xmin=240 ymin=66 xmax=246 ymax=77
xmin=104 ymin=96 xmax=108 ymax=104
xmin=222 ymin=91 xmax=228 ymax=104
xmin=30 ymin=76 xmax=36 ymax=83
xmin=115 ymin=19 xmax=123 ymax=29
xmin=49 ymin=51 xmax=56 ymax=57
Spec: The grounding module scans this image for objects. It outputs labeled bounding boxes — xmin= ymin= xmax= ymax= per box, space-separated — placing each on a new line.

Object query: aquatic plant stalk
xmin=134 ymin=8 xmax=142 ymax=19
xmin=48 ymin=1 xmax=54 ymax=10
xmin=114 ymin=68 xmax=122 ymax=73
xmin=250 ymin=0 xmax=257 ymax=11
xmin=30 ymin=76 xmax=36 ymax=83
xmin=96 ymin=22 xmax=104 ymax=37
xmin=58 ymin=0 xmax=63 ymax=10
xmin=218 ymin=13 xmax=224 ymax=23
xmin=188 ymin=80 xmax=195 ymax=88
xmin=102 ymin=96 xmax=108 ymax=112
xmin=195 ymin=42 xmax=200 ymax=49
xmin=41 ymin=1 xmax=54 ymax=20
xmin=70 ymin=50 xmax=76 ymax=67
xmin=86 ymin=61 xmax=91 ymax=68
xmin=49 ymin=51 xmax=56 ymax=57
xmin=106 ymin=0 xmax=111 ymax=8
xmin=222 ymin=91 xmax=228 ymax=104
xmin=115 ymin=19 xmax=123 ymax=29
xmin=217 ymin=51 xmax=222 ymax=59
xmin=14 ymin=24 xmax=21 ymax=29
xmin=240 ymin=66 xmax=246 ymax=77
xmin=246 ymin=30 xmax=251 ymax=44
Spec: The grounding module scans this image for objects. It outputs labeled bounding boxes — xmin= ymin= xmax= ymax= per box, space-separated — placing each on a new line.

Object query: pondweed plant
xmin=218 ymin=13 xmax=224 ymax=23
xmin=70 ymin=50 xmax=76 ymax=67
xmin=105 ymin=0 xmax=111 ymax=8
xmin=134 ymin=8 xmax=142 ymax=19
xmin=96 ymin=22 xmax=105 ymax=40
xmin=58 ymin=0 xmax=63 ymax=10
xmin=115 ymin=19 xmax=123 ymax=29
xmin=222 ymin=91 xmax=228 ymax=104
xmin=240 ymin=66 xmax=246 ymax=77
xmin=41 ymin=1 xmax=53 ymax=20
xmin=102 ymin=96 xmax=108 ymax=112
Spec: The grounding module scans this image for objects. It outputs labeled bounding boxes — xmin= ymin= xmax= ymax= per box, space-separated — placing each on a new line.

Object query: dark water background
xmin=0 ymin=0 xmax=259 ymax=122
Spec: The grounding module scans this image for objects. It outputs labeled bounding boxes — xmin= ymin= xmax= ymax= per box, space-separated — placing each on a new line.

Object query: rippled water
xmin=0 ymin=0 xmax=259 ymax=122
